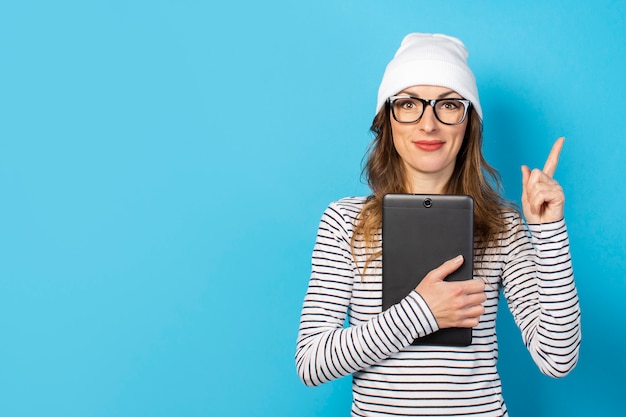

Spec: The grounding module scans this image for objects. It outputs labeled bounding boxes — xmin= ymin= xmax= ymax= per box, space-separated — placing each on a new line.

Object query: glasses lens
xmin=392 ymin=97 xmax=424 ymax=123
xmin=434 ymin=100 xmax=467 ymax=124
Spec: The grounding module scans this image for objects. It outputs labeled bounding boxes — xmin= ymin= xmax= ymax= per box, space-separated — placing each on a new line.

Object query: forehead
xmin=398 ymin=85 xmax=462 ymax=98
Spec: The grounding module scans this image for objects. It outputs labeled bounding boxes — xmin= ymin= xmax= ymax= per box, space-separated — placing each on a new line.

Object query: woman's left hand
xmin=521 ymin=137 xmax=565 ymax=224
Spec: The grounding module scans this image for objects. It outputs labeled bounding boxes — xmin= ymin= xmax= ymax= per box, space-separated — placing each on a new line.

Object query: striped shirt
xmin=295 ymin=197 xmax=581 ymax=416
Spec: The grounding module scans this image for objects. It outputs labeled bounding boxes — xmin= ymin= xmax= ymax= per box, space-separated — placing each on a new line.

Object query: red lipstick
xmin=414 ymin=141 xmax=444 ymax=151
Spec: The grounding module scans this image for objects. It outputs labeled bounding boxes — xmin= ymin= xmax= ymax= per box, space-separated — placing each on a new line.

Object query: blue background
xmin=1 ymin=1 xmax=624 ymax=416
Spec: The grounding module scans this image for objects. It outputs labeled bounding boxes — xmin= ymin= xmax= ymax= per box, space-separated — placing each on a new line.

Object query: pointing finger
xmin=543 ymin=137 xmax=565 ymax=178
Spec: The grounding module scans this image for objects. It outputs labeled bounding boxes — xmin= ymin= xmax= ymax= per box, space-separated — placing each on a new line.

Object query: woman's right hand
xmin=415 ymin=255 xmax=486 ymax=329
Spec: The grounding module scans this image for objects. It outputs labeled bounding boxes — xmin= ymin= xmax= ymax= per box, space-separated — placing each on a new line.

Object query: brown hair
xmin=352 ymin=104 xmax=514 ymax=271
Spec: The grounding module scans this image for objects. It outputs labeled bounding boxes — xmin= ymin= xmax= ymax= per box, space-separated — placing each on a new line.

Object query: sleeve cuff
xmin=405 ymin=290 xmax=440 ymax=337
xmin=527 ymin=218 xmax=567 ymax=239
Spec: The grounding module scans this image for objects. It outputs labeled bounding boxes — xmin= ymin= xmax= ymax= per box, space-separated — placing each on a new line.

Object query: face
xmin=390 ymin=85 xmax=468 ymax=193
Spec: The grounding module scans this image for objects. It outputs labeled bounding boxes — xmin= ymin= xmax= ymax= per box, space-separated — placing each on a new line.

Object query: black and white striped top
xmin=296 ymin=197 xmax=580 ymax=416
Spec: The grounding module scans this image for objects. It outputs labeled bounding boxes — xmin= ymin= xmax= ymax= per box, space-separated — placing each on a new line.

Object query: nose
xmin=417 ymin=104 xmax=438 ymax=132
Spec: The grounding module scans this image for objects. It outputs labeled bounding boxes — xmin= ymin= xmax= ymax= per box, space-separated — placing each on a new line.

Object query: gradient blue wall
xmin=1 ymin=1 xmax=624 ymax=416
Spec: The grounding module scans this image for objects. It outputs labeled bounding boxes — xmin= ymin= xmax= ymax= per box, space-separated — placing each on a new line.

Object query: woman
xmin=295 ymin=33 xmax=581 ymax=416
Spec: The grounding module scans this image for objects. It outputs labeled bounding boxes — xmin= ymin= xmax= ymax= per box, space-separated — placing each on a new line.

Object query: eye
xmin=438 ymin=100 xmax=461 ymax=111
xmin=396 ymin=98 xmax=419 ymax=110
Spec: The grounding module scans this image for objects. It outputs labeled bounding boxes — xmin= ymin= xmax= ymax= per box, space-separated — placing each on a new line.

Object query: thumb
xmin=521 ymin=165 xmax=531 ymax=193
xmin=423 ymin=255 xmax=464 ymax=283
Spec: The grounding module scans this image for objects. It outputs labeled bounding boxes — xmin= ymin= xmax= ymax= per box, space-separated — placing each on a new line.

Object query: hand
xmin=416 ymin=256 xmax=486 ymax=329
xmin=521 ymin=137 xmax=566 ymax=224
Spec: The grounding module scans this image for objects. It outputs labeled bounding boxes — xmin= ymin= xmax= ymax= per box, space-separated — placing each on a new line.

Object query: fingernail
xmin=453 ymin=255 xmax=463 ymax=264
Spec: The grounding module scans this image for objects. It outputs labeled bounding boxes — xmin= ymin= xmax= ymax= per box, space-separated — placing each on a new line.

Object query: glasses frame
xmin=387 ymin=95 xmax=472 ymax=125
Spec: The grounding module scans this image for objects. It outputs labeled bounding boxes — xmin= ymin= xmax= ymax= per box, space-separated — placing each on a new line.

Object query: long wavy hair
xmin=352 ymin=103 xmax=513 ymax=271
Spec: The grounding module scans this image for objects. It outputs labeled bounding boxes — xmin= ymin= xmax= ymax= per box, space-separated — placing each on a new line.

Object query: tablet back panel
xmin=382 ymin=194 xmax=474 ymax=346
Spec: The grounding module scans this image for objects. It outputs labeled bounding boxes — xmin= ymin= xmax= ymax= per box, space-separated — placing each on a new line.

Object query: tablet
xmin=382 ymin=193 xmax=474 ymax=347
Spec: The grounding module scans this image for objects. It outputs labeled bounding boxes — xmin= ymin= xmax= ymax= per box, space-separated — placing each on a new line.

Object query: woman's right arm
xmin=295 ymin=203 xmax=440 ymax=387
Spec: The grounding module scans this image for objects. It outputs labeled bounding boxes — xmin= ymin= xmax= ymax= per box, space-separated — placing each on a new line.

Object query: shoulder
xmin=328 ymin=196 xmax=368 ymax=216
xmin=319 ymin=196 xmax=368 ymax=234
xmin=500 ymin=208 xmax=524 ymax=228
xmin=491 ymin=208 xmax=527 ymax=242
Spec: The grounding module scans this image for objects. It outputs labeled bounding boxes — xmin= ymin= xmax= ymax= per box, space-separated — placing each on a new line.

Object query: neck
xmin=406 ymin=169 xmax=453 ymax=195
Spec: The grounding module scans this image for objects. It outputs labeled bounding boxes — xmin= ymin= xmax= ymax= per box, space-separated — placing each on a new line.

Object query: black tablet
xmin=382 ymin=193 xmax=474 ymax=347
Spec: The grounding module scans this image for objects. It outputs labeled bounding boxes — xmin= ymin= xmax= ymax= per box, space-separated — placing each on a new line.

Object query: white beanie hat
xmin=376 ymin=33 xmax=482 ymax=120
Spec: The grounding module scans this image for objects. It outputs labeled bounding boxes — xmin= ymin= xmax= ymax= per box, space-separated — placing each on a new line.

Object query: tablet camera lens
xmin=423 ymin=198 xmax=432 ymax=208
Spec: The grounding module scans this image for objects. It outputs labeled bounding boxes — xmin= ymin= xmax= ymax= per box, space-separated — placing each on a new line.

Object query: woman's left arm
xmin=506 ymin=137 xmax=581 ymax=377
xmin=502 ymin=218 xmax=581 ymax=377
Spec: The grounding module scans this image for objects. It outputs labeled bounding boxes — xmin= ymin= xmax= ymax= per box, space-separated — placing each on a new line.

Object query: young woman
xmin=295 ymin=33 xmax=581 ymax=416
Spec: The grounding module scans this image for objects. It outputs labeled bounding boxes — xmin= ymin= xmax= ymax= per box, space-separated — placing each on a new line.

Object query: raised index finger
xmin=543 ymin=137 xmax=565 ymax=178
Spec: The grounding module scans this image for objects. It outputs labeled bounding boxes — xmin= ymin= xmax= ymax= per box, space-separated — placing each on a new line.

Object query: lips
xmin=413 ymin=141 xmax=444 ymax=151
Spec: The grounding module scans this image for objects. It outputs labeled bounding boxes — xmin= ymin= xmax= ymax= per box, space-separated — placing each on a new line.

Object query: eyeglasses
xmin=387 ymin=95 xmax=471 ymax=125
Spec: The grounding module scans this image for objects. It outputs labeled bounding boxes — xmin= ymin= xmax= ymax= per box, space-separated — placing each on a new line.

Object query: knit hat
xmin=376 ymin=33 xmax=482 ymax=120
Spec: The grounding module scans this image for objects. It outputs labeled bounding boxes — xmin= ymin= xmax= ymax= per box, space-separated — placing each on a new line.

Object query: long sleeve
xmin=501 ymin=217 xmax=581 ymax=377
xmin=295 ymin=201 xmax=581 ymax=415
xmin=295 ymin=201 xmax=440 ymax=387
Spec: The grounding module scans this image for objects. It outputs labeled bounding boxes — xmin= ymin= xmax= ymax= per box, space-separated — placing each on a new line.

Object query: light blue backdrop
xmin=1 ymin=1 xmax=624 ymax=416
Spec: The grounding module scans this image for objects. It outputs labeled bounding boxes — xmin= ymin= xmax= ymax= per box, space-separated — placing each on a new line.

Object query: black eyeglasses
xmin=387 ymin=95 xmax=471 ymax=125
